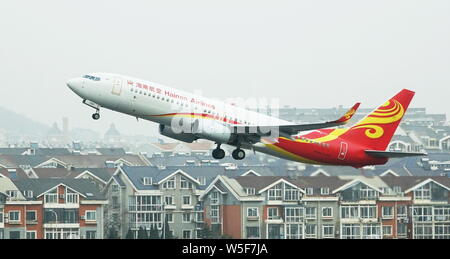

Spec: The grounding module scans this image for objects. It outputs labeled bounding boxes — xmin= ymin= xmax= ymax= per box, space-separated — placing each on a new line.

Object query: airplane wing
xmin=230 ymin=103 xmax=361 ymax=138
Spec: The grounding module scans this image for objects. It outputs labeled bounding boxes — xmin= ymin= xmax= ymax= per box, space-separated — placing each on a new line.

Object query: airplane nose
xmin=66 ymin=78 xmax=82 ymax=91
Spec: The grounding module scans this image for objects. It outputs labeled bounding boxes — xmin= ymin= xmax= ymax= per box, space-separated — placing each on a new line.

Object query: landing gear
xmin=212 ymin=143 xmax=225 ymax=159
xmin=83 ymin=99 xmax=101 ymax=121
xmin=232 ymin=148 xmax=246 ymax=160
xmin=92 ymin=112 xmax=100 ymax=120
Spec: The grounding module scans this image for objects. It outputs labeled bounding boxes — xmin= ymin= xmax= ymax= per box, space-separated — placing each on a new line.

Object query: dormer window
xmin=143 ymin=177 xmax=153 ymax=186
xmin=245 ymin=188 xmax=256 ymax=195
xmin=306 ymin=188 xmax=314 ymax=195
xmin=6 ymin=190 xmax=18 ymax=198
xmin=23 ymin=190 xmax=34 ymax=198
xmin=321 ymin=188 xmax=330 ymax=195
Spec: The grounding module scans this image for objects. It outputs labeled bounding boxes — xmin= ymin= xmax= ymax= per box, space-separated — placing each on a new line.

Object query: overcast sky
xmin=1 ymin=0 xmax=449 ymax=136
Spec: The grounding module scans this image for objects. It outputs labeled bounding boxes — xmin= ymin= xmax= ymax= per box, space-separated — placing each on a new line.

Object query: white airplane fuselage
xmin=67 ymin=73 xmax=293 ymax=160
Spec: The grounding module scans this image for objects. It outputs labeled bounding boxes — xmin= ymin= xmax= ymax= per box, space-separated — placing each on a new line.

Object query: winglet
xmin=334 ymin=102 xmax=361 ymax=124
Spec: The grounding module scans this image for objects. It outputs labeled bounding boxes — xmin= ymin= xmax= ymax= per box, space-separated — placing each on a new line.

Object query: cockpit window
xmin=83 ymin=75 xmax=101 ymax=81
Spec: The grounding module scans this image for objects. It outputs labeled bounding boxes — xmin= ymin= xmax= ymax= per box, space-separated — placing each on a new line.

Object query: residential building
xmin=3 ymin=179 xmax=107 ymax=239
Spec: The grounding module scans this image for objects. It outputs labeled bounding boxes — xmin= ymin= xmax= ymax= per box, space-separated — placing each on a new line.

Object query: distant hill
xmin=0 ymin=106 xmax=50 ymax=137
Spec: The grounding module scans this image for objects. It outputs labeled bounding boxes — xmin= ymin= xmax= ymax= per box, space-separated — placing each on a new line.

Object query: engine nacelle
xmin=159 ymin=124 xmax=198 ymax=143
xmin=193 ymin=119 xmax=232 ymax=144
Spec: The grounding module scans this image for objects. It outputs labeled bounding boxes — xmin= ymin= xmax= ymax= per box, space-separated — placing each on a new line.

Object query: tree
xmin=200 ymin=223 xmax=212 ymax=239
xmin=149 ymin=224 xmax=160 ymax=239
xmin=107 ymin=228 xmax=118 ymax=239
xmin=125 ymin=229 xmax=134 ymax=239
xmin=161 ymin=217 xmax=173 ymax=239
xmin=138 ymin=226 xmax=149 ymax=239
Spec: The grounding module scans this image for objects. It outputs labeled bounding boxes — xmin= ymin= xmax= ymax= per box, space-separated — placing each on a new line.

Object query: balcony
xmin=128 ymin=205 xmax=163 ymax=212
xmin=164 ymin=204 xmax=176 ymax=210
xmin=26 ymin=220 xmax=38 ymax=225
xmin=247 ymin=216 xmax=260 ymax=221
xmin=181 ymin=204 xmax=194 ymax=210
xmin=265 ymin=216 xmax=283 ymax=224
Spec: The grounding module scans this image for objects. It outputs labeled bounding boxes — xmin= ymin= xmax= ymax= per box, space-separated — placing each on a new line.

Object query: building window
xmin=341 ymin=206 xmax=359 ymax=219
xmin=246 ymin=227 xmax=260 ymax=239
xmin=320 ymin=188 xmax=330 ymax=195
xmin=305 ymin=224 xmax=317 ymax=239
xmin=210 ymin=205 xmax=220 ymax=224
xmin=305 ymin=207 xmax=316 ymax=219
xmin=247 ymin=208 xmax=259 ymax=218
xmin=180 ymin=177 xmax=192 ymax=189
xmin=285 ymin=207 xmax=302 ymax=223
xmin=414 ymin=223 xmax=433 ymax=239
xmin=412 ymin=206 xmax=433 ymax=222
xmin=26 ymin=211 xmax=37 ymax=222
xmin=382 ymin=206 xmax=394 ymax=219
xmin=268 ymin=184 xmax=283 ymax=201
xmin=182 ymin=213 xmax=191 ymax=223
xmin=360 ymin=205 xmax=377 ymax=219
xmin=85 ymin=211 xmax=97 ymax=221
xmin=143 ymin=177 xmax=153 ymax=186
xmin=86 ymin=231 xmax=97 ymax=239
xmin=397 ymin=205 xmax=407 ymax=218
xmin=305 ymin=188 xmax=313 ymax=196
xmin=362 ymin=225 xmax=381 ymax=239
xmin=112 ymin=196 xmax=119 ymax=209
xmin=322 ymin=207 xmax=333 ymax=218
xmin=165 ymin=196 xmax=174 ymax=205
xmin=360 ymin=185 xmax=378 ymax=200
xmin=434 ymin=207 xmax=450 ymax=222
xmin=111 ymin=184 xmax=119 ymax=192
xmin=166 ymin=213 xmax=174 ymax=223
xmin=26 ymin=231 xmax=36 ymax=239
xmin=211 ymin=191 xmax=219 ymax=205
xmin=66 ymin=193 xmax=79 ymax=204
xmin=0 ymin=211 xmax=3 ymax=223
xmin=182 ymin=196 xmax=191 ymax=205
xmin=397 ymin=223 xmax=407 ymax=238
xmin=383 ymin=226 xmax=392 ymax=236
xmin=268 ymin=208 xmax=279 ymax=220
xmin=284 ymin=185 xmax=300 ymax=201
xmin=341 ymin=224 xmax=360 ymax=239
xmin=245 ymin=188 xmax=256 ymax=195
xmin=9 ymin=211 xmax=20 ymax=223
xmin=162 ymin=177 xmax=176 ymax=189
xmin=286 ymin=224 xmax=303 ymax=239
xmin=44 ymin=189 xmax=58 ymax=204
xmin=434 ymin=223 xmax=450 ymax=239
xmin=414 ymin=184 xmax=431 ymax=200
xmin=182 ymin=230 xmax=192 ymax=239
xmin=9 ymin=231 xmax=21 ymax=239
xmin=323 ymin=225 xmax=335 ymax=238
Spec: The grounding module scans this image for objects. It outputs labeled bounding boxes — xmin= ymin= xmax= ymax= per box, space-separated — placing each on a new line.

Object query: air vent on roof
xmin=86 ymin=193 xmax=94 ymax=197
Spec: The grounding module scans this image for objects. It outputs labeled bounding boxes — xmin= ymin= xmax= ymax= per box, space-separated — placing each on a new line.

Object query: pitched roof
xmin=0 ymin=168 xmax=30 ymax=179
xmin=381 ymin=176 xmax=450 ymax=192
xmin=13 ymin=179 xmax=106 ymax=200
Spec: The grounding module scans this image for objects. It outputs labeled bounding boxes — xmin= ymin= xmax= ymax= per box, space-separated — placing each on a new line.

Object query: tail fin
xmin=342 ymin=89 xmax=415 ymax=151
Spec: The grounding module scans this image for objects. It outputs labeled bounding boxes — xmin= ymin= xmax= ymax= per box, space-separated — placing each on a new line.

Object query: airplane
xmin=66 ymin=73 xmax=426 ymax=168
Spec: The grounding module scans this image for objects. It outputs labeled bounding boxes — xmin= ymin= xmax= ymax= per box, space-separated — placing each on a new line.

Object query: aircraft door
xmin=338 ymin=142 xmax=348 ymax=160
xmin=112 ymin=77 xmax=122 ymax=95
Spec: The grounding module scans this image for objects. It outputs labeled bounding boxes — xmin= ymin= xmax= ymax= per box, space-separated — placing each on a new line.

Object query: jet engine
xmin=159 ymin=124 xmax=198 ymax=143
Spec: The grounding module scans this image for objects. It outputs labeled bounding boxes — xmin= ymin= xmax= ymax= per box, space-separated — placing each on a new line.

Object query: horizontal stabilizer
xmin=365 ymin=150 xmax=427 ymax=158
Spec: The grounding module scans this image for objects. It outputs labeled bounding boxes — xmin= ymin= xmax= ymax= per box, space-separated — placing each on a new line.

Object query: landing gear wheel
xmin=232 ymin=149 xmax=245 ymax=160
xmin=212 ymin=148 xmax=226 ymax=159
xmin=92 ymin=112 xmax=100 ymax=120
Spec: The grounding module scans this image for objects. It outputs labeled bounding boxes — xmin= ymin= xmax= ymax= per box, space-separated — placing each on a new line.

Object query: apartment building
xmin=201 ymin=175 xmax=351 ymax=239
xmin=2 ymin=179 xmax=107 ymax=239
xmin=103 ymin=166 xmax=206 ymax=239
xmin=0 ymin=178 xmax=24 ymax=239
xmin=381 ymin=176 xmax=450 ymax=239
